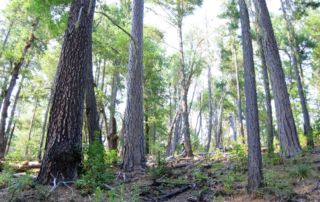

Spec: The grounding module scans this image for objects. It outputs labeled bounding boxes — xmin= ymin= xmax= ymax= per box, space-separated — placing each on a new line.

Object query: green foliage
xmin=288 ymin=164 xmax=313 ymax=180
xmin=230 ymin=143 xmax=247 ymax=172
xmin=263 ymin=153 xmax=283 ymax=166
xmin=76 ymin=140 xmax=114 ymax=195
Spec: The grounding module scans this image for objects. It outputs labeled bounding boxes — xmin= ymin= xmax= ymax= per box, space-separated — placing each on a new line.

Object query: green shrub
xmin=288 ymin=164 xmax=312 ymax=180
xmin=230 ymin=143 xmax=247 ymax=172
xmin=76 ymin=139 xmax=114 ymax=194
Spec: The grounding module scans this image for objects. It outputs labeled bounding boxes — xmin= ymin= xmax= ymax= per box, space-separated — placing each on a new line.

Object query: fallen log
xmin=157 ymin=185 xmax=192 ymax=201
xmin=9 ymin=161 xmax=41 ymax=172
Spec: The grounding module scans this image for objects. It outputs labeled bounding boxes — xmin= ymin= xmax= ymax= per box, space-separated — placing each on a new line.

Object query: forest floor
xmin=0 ymin=147 xmax=320 ymax=201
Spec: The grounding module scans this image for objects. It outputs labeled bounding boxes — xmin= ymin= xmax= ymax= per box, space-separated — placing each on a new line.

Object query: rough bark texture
xmin=206 ymin=66 xmax=213 ymax=153
xmin=280 ymin=0 xmax=314 ymax=147
xmin=253 ymin=0 xmax=301 ymax=157
xmin=85 ymin=45 xmax=101 ymax=144
xmin=239 ymin=0 xmax=263 ymax=192
xmin=122 ymin=0 xmax=146 ymax=171
xmin=5 ymin=122 xmax=15 ymax=155
xmin=258 ymin=37 xmax=274 ymax=154
xmin=107 ymin=117 xmax=118 ymax=151
xmin=37 ymin=0 xmax=96 ymax=184
xmin=0 ymin=33 xmax=35 ymax=159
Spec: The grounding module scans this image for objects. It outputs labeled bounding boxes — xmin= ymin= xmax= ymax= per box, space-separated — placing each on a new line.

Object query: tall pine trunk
xmin=122 ymin=0 xmax=146 ymax=171
xmin=280 ymin=0 xmax=314 ymax=147
xmin=253 ymin=0 xmax=301 ymax=157
xmin=37 ymin=0 xmax=96 ymax=184
xmin=258 ymin=37 xmax=274 ymax=154
xmin=239 ymin=0 xmax=263 ymax=192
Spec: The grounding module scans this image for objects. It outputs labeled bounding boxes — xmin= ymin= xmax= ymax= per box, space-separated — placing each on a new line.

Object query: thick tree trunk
xmin=0 ymin=33 xmax=35 ymax=159
xmin=233 ymin=43 xmax=245 ymax=144
xmin=258 ymin=37 xmax=274 ymax=154
xmin=85 ymin=47 xmax=101 ymax=144
xmin=37 ymin=0 xmax=96 ymax=184
xmin=280 ymin=0 xmax=314 ymax=147
xmin=206 ymin=66 xmax=213 ymax=153
xmin=253 ymin=0 xmax=301 ymax=157
xmin=25 ymin=101 xmax=38 ymax=157
xmin=122 ymin=0 xmax=146 ymax=171
xmin=239 ymin=0 xmax=263 ymax=192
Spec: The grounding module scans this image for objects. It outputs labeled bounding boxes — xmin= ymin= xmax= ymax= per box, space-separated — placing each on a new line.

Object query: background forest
xmin=0 ymin=0 xmax=320 ymax=201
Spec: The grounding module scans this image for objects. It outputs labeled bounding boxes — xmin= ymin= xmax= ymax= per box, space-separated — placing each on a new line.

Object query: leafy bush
xmin=76 ymin=139 xmax=114 ymax=194
xmin=230 ymin=143 xmax=247 ymax=172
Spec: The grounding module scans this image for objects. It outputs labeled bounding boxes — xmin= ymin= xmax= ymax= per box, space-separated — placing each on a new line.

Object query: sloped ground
xmin=0 ymin=148 xmax=320 ymax=201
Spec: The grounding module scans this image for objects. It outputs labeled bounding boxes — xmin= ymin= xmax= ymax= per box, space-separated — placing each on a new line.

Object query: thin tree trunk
xmin=216 ymin=98 xmax=224 ymax=149
xmin=233 ymin=42 xmax=245 ymax=144
xmin=229 ymin=113 xmax=237 ymax=141
xmin=145 ymin=113 xmax=150 ymax=155
xmin=0 ymin=32 xmax=35 ymax=159
xmin=37 ymin=0 xmax=96 ymax=184
xmin=0 ymin=20 xmax=14 ymax=58
xmin=25 ymin=100 xmax=38 ymax=157
xmin=38 ymin=86 xmax=54 ymax=160
xmin=258 ymin=36 xmax=274 ymax=154
xmin=85 ymin=47 xmax=101 ymax=144
xmin=122 ymin=0 xmax=146 ymax=171
xmin=5 ymin=77 xmax=23 ymax=143
xmin=178 ymin=20 xmax=193 ymax=157
xmin=253 ymin=0 xmax=301 ymax=157
xmin=239 ymin=0 xmax=263 ymax=192
xmin=280 ymin=0 xmax=314 ymax=147
xmin=206 ymin=66 xmax=213 ymax=153
xmin=5 ymin=122 xmax=15 ymax=155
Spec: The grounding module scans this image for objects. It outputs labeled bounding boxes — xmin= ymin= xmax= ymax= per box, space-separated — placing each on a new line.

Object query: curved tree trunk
xmin=122 ymin=0 xmax=146 ymax=171
xmin=37 ymin=0 xmax=96 ymax=184
xmin=239 ymin=0 xmax=263 ymax=192
xmin=253 ymin=0 xmax=301 ymax=157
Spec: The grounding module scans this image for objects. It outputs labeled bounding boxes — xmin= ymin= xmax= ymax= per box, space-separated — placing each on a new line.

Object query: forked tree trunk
xmin=280 ymin=0 xmax=314 ymax=147
xmin=37 ymin=0 xmax=96 ymax=184
xmin=239 ymin=0 xmax=263 ymax=192
xmin=253 ymin=0 xmax=301 ymax=157
xmin=122 ymin=0 xmax=146 ymax=171
xmin=0 ymin=33 xmax=35 ymax=159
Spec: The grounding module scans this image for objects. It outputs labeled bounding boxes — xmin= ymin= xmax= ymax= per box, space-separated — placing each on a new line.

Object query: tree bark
xmin=178 ymin=20 xmax=193 ymax=157
xmin=280 ymin=0 xmax=314 ymax=147
xmin=5 ymin=122 xmax=15 ymax=155
xmin=253 ymin=0 xmax=301 ymax=157
xmin=258 ymin=36 xmax=274 ymax=154
xmin=239 ymin=0 xmax=263 ymax=192
xmin=233 ymin=42 xmax=245 ymax=144
xmin=85 ymin=46 xmax=101 ymax=144
xmin=122 ymin=0 xmax=146 ymax=171
xmin=0 ymin=32 xmax=35 ymax=159
xmin=37 ymin=0 xmax=96 ymax=184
